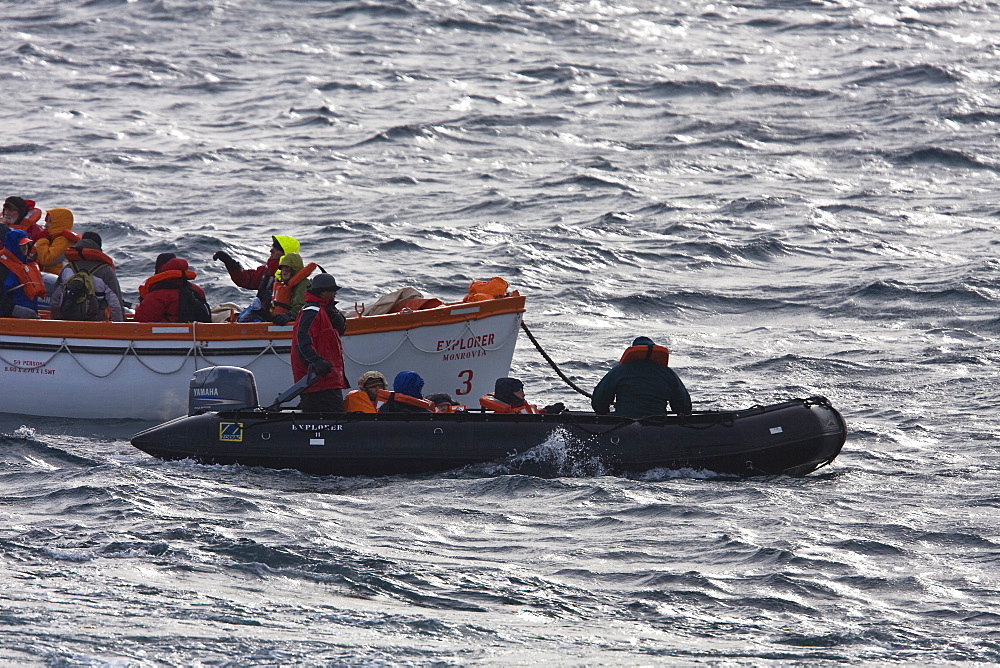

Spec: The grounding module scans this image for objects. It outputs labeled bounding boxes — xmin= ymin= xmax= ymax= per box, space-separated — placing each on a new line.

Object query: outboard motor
xmin=188 ymin=366 xmax=259 ymax=416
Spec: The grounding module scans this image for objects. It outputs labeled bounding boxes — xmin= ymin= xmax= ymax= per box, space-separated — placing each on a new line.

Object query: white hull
xmin=0 ymin=297 xmax=524 ymax=420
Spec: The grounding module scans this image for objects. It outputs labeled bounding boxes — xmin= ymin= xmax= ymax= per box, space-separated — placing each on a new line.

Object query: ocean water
xmin=3 ymin=0 xmax=1000 ymax=664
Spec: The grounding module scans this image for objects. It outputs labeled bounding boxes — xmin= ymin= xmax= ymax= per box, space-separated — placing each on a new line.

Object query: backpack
xmin=176 ymin=280 xmax=212 ymax=323
xmin=58 ymin=263 xmax=105 ymax=321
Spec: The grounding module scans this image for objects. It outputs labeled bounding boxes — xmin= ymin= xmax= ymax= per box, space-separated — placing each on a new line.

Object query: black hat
xmin=309 ymin=273 xmax=340 ymax=294
xmin=155 ymin=252 xmax=176 ymax=272
xmin=632 ymin=336 xmax=655 ymax=347
xmin=493 ymin=377 xmax=525 ymax=405
xmin=426 ymin=392 xmax=457 ymax=406
xmin=81 ymin=231 xmax=103 ymax=249
xmin=3 ymin=197 xmax=27 ymax=222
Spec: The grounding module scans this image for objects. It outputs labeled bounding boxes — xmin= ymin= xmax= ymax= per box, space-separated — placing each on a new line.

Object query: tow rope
xmin=520 ymin=321 xmax=592 ymax=399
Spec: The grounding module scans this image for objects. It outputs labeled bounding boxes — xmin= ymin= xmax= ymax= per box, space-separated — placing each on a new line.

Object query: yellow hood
xmin=45 ymin=208 xmax=74 ymax=235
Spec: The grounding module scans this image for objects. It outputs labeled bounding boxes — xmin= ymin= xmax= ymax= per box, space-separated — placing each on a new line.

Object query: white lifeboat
xmin=0 ymin=294 xmax=525 ymax=420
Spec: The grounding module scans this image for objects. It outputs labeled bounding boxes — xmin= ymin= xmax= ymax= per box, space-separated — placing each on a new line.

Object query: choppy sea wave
xmin=4 ymin=0 xmax=1000 ymax=663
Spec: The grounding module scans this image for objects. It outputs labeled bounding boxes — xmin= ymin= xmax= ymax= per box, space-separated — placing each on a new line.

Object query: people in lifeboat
xmin=591 ymin=336 xmax=692 ymax=419
xmin=134 ymin=256 xmax=209 ymax=323
xmin=2 ymin=197 xmax=44 ymax=241
xmin=212 ymin=234 xmax=299 ymax=322
xmin=479 ymin=377 xmax=565 ymax=414
xmin=426 ymin=392 xmax=466 ymax=413
xmin=33 ymin=208 xmax=82 ymax=275
xmin=269 ymin=252 xmax=315 ymax=326
xmin=50 ymin=238 xmax=125 ymax=322
xmin=0 ymin=229 xmax=45 ymax=318
xmin=344 ymin=371 xmax=388 ymax=413
xmin=376 ymin=371 xmax=435 ymax=413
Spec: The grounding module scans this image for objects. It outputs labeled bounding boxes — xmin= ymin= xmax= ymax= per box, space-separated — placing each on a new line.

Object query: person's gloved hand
xmin=312 ymin=360 xmax=333 ymax=376
xmin=543 ymin=402 xmax=566 ymax=414
xmin=271 ymin=312 xmax=293 ymax=326
xmin=212 ymin=250 xmax=239 ymax=271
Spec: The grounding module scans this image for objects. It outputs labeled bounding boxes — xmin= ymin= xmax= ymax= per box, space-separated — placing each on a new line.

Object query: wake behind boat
xmin=130 ymin=367 xmax=847 ymax=478
xmin=0 ymin=294 xmax=525 ymax=420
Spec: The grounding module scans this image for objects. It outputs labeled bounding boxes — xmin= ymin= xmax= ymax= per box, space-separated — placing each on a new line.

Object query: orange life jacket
xmin=138 ymin=268 xmax=198 ymax=300
xmin=64 ymin=246 xmax=116 ymax=269
xmin=463 ymin=276 xmax=509 ymax=303
xmin=478 ymin=394 xmax=540 ymax=414
xmin=344 ymin=390 xmax=377 ymax=413
xmin=619 ymin=343 xmax=670 ymax=367
xmin=375 ymin=389 xmax=435 ymax=412
xmin=57 ymin=229 xmax=83 ymax=243
xmin=35 ymin=229 xmax=82 ymax=275
xmin=271 ymin=262 xmax=317 ymax=315
xmin=0 ymin=250 xmax=46 ymax=301
xmin=11 ymin=205 xmax=43 ymax=237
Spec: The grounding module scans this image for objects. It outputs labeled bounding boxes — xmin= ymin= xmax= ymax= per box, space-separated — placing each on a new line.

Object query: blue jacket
xmin=392 ymin=371 xmax=425 ymax=399
xmin=377 ymin=371 xmax=431 ymax=413
xmin=2 ymin=229 xmax=38 ymax=311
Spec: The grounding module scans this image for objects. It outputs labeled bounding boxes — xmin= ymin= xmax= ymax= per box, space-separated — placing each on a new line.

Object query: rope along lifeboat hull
xmin=0 ymin=296 xmax=525 ymax=420
xmin=131 ymin=397 xmax=846 ymax=478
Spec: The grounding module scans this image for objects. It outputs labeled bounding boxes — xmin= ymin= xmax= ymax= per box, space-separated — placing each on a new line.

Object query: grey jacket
xmin=50 ymin=239 xmax=125 ymax=321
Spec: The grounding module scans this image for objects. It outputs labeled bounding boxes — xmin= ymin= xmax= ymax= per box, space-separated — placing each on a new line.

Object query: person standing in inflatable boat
xmin=291 ymin=273 xmax=348 ymax=413
xmin=591 ymin=336 xmax=692 ymax=419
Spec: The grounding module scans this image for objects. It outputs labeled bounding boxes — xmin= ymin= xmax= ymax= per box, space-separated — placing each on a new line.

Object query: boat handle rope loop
xmin=186 ymin=322 xmax=290 ymax=370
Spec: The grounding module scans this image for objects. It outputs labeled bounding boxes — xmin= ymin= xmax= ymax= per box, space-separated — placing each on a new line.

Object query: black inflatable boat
xmin=130 ymin=367 xmax=847 ymax=478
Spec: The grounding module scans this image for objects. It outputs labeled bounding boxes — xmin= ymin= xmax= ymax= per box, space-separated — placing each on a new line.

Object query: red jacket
xmin=134 ymin=258 xmax=207 ymax=323
xmin=227 ymin=257 xmax=278 ymax=291
xmin=291 ymin=293 xmax=347 ymax=393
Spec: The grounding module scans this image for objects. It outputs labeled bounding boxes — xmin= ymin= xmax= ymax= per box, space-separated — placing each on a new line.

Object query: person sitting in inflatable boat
xmin=479 ymin=377 xmax=565 ymax=415
xmin=376 ymin=371 xmax=435 ymax=413
xmin=426 ymin=392 xmax=466 ymax=413
xmin=344 ymin=370 xmax=388 ymax=413
xmin=591 ymin=336 xmax=692 ymax=419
